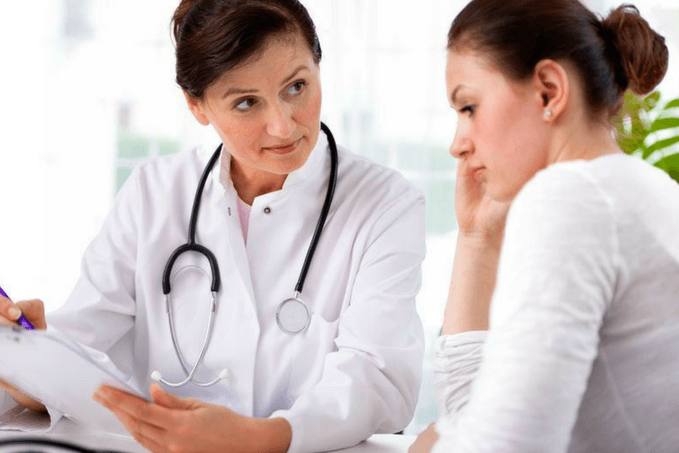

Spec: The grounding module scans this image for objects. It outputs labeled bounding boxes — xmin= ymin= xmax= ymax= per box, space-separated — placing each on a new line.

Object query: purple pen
xmin=0 ymin=285 xmax=35 ymax=330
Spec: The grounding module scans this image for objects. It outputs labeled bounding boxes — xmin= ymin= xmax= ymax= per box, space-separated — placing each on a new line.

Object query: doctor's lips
xmin=262 ymin=138 xmax=302 ymax=155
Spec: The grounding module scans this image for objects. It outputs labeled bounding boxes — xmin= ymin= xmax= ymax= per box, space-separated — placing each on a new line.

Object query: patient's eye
xmin=460 ymin=105 xmax=475 ymax=116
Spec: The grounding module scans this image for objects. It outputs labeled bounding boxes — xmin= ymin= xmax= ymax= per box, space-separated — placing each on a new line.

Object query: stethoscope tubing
xmin=294 ymin=122 xmax=338 ymax=294
xmin=163 ymin=289 xmax=220 ymax=387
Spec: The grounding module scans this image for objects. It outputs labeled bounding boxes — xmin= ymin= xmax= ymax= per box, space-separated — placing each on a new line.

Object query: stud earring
xmin=544 ymin=109 xmax=553 ymax=118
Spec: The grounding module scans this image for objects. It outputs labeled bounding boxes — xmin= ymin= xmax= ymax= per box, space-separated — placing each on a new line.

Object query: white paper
xmin=0 ymin=326 xmax=146 ymax=436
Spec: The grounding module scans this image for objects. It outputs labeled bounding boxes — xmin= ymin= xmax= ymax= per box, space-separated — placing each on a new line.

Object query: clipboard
xmin=0 ymin=326 xmax=146 ymax=436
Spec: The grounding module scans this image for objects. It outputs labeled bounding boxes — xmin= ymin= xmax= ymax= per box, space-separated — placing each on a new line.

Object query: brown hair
xmin=447 ymin=0 xmax=668 ymax=117
xmin=172 ymin=0 xmax=322 ymax=99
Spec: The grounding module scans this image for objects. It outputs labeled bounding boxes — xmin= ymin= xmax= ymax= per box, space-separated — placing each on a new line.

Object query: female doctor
xmin=0 ymin=1 xmax=426 ymax=452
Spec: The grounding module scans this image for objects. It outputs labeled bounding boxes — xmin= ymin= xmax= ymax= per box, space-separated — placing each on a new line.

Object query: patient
xmin=411 ymin=1 xmax=679 ymax=452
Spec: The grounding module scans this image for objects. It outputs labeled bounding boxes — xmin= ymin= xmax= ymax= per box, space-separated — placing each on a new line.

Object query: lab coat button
xmin=264 ymin=207 xmax=271 ymax=214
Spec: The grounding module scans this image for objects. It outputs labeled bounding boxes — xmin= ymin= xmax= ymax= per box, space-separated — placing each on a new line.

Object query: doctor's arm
xmin=270 ymin=189 xmax=427 ymax=453
xmin=93 ymin=383 xmax=291 ymax=453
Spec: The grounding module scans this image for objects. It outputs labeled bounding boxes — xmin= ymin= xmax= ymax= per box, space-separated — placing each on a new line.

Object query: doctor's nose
xmin=266 ymin=103 xmax=295 ymax=139
xmin=449 ymin=132 xmax=473 ymax=159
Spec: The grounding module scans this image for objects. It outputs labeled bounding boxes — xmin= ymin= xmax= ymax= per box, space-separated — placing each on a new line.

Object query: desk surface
xmin=0 ymin=418 xmax=415 ymax=453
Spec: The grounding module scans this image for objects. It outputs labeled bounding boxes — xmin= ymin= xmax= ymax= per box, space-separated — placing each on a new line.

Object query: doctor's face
xmin=446 ymin=50 xmax=549 ymax=201
xmin=186 ymin=34 xmax=322 ymax=178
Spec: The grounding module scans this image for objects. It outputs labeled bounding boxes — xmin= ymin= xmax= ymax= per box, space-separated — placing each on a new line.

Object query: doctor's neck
xmin=229 ymin=158 xmax=287 ymax=206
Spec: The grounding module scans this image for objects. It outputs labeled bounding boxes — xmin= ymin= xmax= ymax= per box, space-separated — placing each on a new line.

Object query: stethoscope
xmin=151 ymin=123 xmax=338 ymax=388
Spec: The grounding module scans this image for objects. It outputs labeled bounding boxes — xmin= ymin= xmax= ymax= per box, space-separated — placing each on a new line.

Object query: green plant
xmin=612 ymin=91 xmax=679 ymax=184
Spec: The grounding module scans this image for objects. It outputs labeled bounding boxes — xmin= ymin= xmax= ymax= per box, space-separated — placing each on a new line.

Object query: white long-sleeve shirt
xmin=433 ymin=154 xmax=679 ymax=453
xmin=1 ymin=130 xmax=425 ymax=453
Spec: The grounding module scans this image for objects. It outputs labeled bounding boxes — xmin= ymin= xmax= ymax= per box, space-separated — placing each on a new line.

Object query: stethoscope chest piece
xmin=276 ymin=293 xmax=311 ymax=335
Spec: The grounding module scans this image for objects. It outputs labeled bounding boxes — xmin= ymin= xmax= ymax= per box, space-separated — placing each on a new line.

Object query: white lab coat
xmin=5 ymin=130 xmax=426 ymax=453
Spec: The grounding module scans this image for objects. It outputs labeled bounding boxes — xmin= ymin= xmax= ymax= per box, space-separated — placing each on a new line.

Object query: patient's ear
xmin=532 ymin=59 xmax=569 ymax=122
xmin=183 ymin=91 xmax=211 ymax=126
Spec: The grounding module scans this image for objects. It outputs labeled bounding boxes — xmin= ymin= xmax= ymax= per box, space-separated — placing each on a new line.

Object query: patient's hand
xmin=409 ymin=423 xmax=439 ymax=453
xmin=454 ymin=156 xmax=511 ymax=246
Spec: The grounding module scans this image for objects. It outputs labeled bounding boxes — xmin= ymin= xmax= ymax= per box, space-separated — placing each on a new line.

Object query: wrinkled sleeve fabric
xmin=271 ymin=189 xmax=426 ymax=453
xmin=434 ymin=331 xmax=487 ymax=417
xmin=0 ymin=167 xmax=142 ymax=432
xmin=432 ymin=166 xmax=619 ymax=453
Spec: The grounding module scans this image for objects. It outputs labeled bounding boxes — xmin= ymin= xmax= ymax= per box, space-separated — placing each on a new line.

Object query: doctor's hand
xmin=0 ymin=295 xmax=48 ymax=412
xmin=408 ymin=423 xmax=439 ymax=453
xmin=0 ymin=295 xmax=47 ymax=329
xmin=0 ymin=378 xmax=47 ymax=413
xmin=93 ymin=383 xmax=292 ymax=453
xmin=454 ymin=157 xmax=511 ymax=247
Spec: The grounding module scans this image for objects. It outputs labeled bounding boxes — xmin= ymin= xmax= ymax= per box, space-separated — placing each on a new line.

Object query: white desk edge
xmin=0 ymin=417 xmax=415 ymax=453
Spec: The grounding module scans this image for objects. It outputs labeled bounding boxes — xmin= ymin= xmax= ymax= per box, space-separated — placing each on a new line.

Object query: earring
xmin=544 ymin=109 xmax=553 ymax=118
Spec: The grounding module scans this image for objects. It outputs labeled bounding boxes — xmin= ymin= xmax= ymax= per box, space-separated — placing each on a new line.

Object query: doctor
xmin=0 ymin=0 xmax=425 ymax=452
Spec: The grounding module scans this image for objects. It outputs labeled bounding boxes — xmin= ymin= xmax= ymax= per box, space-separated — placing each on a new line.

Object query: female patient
xmin=412 ymin=0 xmax=679 ymax=452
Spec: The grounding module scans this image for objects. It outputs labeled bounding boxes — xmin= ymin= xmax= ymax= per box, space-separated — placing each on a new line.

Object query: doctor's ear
xmin=183 ymin=91 xmax=211 ymax=126
xmin=531 ymin=59 xmax=569 ymax=122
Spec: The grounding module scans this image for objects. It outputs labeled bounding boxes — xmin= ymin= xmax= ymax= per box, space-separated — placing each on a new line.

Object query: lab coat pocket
xmin=287 ymin=313 xmax=340 ymax=401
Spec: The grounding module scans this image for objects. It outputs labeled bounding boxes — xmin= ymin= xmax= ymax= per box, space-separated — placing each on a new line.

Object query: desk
xmin=0 ymin=418 xmax=415 ymax=452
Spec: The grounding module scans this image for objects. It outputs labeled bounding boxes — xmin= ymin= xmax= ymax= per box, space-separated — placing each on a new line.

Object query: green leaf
xmin=644 ymin=135 xmax=679 ymax=159
xmin=618 ymin=137 xmax=644 ymax=154
xmin=630 ymin=117 xmax=647 ymax=135
xmin=643 ymin=91 xmax=661 ymax=111
xmin=653 ymin=153 xmax=679 ymax=184
xmin=650 ymin=118 xmax=679 ymax=132
xmin=664 ymin=98 xmax=679 ymax=110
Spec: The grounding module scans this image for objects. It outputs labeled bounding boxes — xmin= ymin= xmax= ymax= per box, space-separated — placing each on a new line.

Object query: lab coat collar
xmin=281 ymin=127 xmax=329 ymax=189
xmin=206 ymin=124 xmax=330 ymax=207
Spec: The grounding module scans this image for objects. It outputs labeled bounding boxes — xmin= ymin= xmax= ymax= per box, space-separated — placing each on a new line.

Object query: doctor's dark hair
xmin=172 ymin=0 xmax=322 ymax=99
xmin=447 ymin=0 xmax=668 ymax=117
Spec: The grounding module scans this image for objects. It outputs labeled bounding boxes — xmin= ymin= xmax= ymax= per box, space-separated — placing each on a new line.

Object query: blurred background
xmin=1 ymin=0 xmax=677 ymax=435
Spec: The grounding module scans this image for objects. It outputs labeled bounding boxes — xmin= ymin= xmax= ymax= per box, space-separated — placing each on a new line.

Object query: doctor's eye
xmin=235 ymin=97 xmax=258 ymax=111
xmin=286 ymin=80 xmax=306 ymax=96
xmin=459 ymin=105 xmax=475 ymax=116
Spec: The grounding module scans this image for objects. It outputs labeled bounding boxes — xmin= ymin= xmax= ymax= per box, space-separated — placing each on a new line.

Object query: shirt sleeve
xmin=434 ymin=332 xmax=487 ymax=417
xmin=270 ymin=188 xmax=426 ymax=453
xmin=433 ymin=166 xmax=620 ymax=453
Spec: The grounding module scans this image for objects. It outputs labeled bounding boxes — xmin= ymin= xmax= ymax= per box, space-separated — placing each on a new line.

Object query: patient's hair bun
xmin=600 ymin=4 xmax=668 ymax=95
